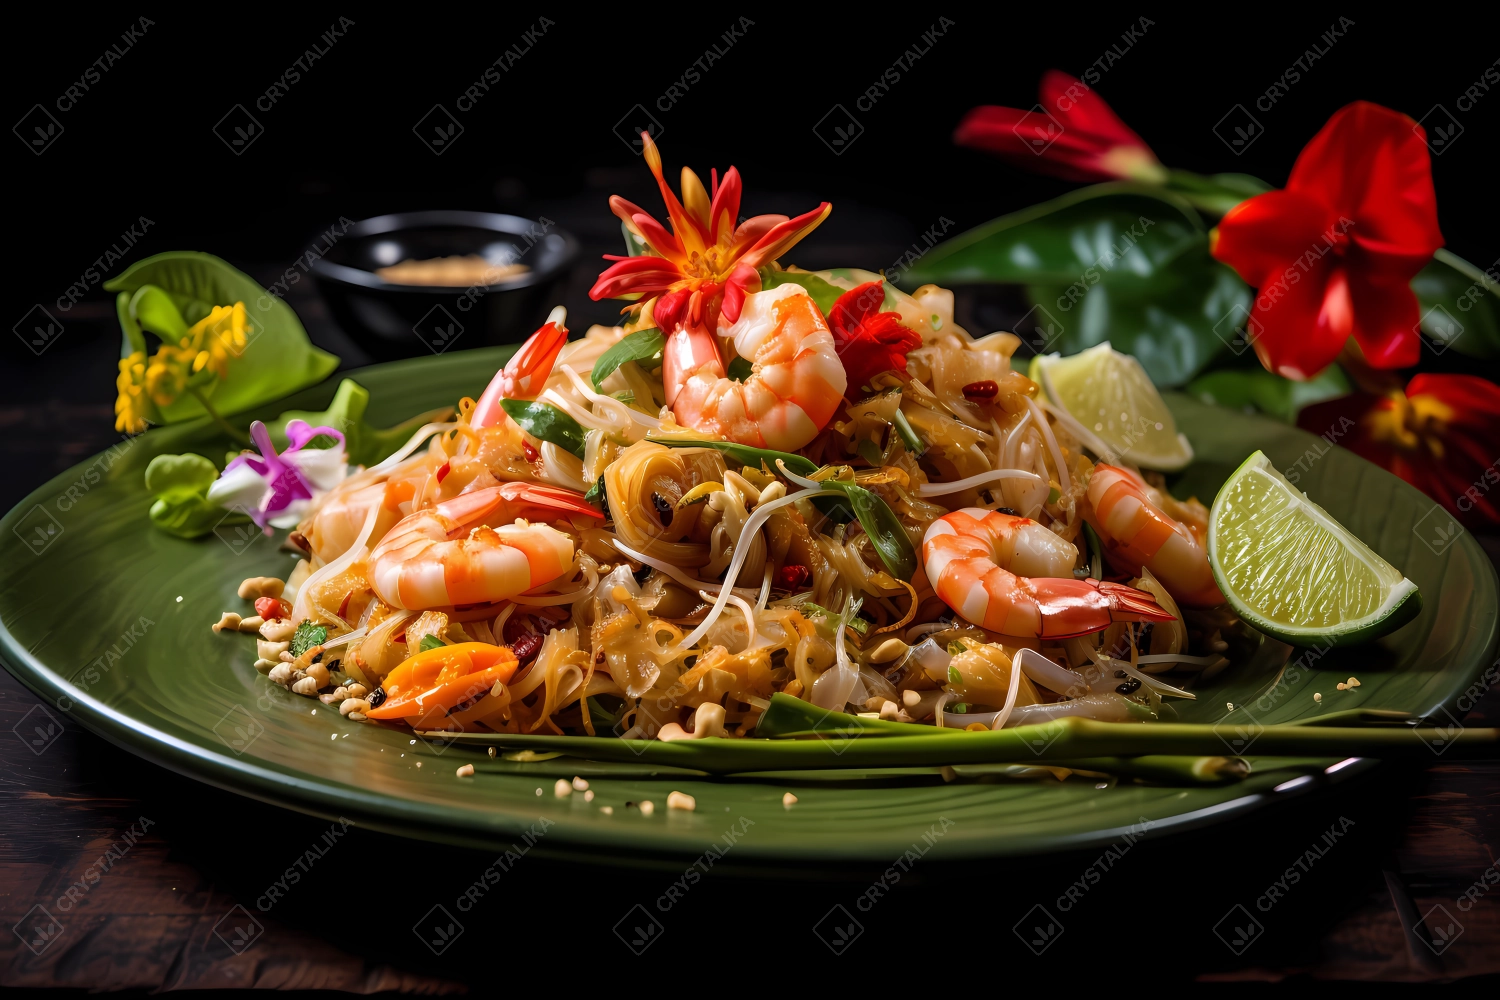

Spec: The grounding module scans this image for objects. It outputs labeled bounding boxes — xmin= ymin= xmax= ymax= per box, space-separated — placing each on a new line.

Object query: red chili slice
xmin=962 ymin=380 xmax=999 ymax=401
xmin=778 ymin=564 xmax=811 ymax=590
xmin=435 ymin=461 xmax=451 ymax=483
xmin=522 ymin=441 xmax=539 ymax=463
xmin=255 ymin=597 xmax=292 ymax=621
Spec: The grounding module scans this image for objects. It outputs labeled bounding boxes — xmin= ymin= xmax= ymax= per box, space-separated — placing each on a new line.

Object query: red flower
xmin=1297 ymin=374 xmax=1500 ymax=527
xmin=589 ymin=133 xmax=831 ymax=335
xmin=827 ymin=281 xmax=922 ymax=397
xmin=954 ymin=70 xmax=1165 ymax=184
xmin=1212 ymin=102 xmax=1444 ymax=380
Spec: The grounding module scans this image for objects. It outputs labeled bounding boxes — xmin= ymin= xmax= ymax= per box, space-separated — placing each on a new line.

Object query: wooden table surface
xmin=2 ymin=659 xmax=1497 ymax=988
xmin=2 ymin=270 xmax=1497 ymax=989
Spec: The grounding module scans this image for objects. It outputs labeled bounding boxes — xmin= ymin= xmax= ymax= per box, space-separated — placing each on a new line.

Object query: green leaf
xmin=726 ymin=356 xmax=753 ymax=382
xmin=801 ymin=601 xmax=868 ymax=634
xmin=419 ymin=634 xmax=445 ymax=652
xmin=1411 ymin=249 xmax=1500 ymax=359
xmin=899 ymin=185 xmax=1205 ymax=285
xmin=621 ymin=220 xmax=653 ymax=260
xmin=1081 ymin=521 xmax=1104 ymax=581
xmin=105 ymin=252 xmax=339 ymax=424
xmin=856 ymin=439 xmax=883 ymax=467
xmin=760 ymin=268 xmax=846 ymax=315
xmin=1186 ymin=364 xmax=1351 ymax=423
xmin=267 ymin=379 xmax=450 ymax=467
xmin=292 ymin=621 xmax=330 ymax=656
xmin=144 ymin=453 xmax=218 ymax=497
xmin=654 ymin=438 xmax=819 ymax=477
xmin=584 ymin=474 xmax=607 ymax=511
xmin=893 ymin=408 xmax=924 ymax=456
xmin=144 ymin=452 xmax=241 ymax=539
xmin=591 ymin=328 xmax=664 ymax=390
xmin=129 ymin=285 xmax=189 ymax=342
xmin=1024 ymin=245 xmax=1250 ymax=387
xmin=500 ymin=400 xmax=586 ymax=458
xmin=149 ymin=494 xmax=242 ymax=539
xmin=586 ymin=695 xmax=620 ymax=729
xmin=1162 ymin=170 xmax=1272 ymax=217
xmin=817 ymin=480 xmax=917 ymax=581
xmin=899 ymin=185 xmax=1250 ymax=386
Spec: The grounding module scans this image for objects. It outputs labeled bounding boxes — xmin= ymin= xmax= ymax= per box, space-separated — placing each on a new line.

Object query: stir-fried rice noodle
xmin=262 ymin=281 xmax=1241 ymax=743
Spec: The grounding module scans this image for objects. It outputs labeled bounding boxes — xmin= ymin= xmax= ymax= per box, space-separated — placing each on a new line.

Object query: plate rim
xmin=2 ymin=357 xmax=1495 ymax=863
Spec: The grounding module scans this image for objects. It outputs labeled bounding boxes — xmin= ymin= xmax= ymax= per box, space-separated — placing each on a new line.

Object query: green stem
xmin=422 ymin=716 xmax=1498 ymax=772
xmin=188 ymin=387 xmax=251 ymax=445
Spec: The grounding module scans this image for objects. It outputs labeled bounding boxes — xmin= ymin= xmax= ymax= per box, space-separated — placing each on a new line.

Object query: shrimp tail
xmin=1025 ymin=577 xmax=1174 ymax=638
xmin=1095 ymin=579 xmax=1177 ymax=624
xmin=434 ymin=482 xmax=604 ymax=529
xmin=472 ymin=320 xmax=568 ymax=427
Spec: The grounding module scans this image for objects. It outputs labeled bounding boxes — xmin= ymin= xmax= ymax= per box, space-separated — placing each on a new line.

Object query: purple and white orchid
xmin=207 ymin=419 xmax=348 ymax=530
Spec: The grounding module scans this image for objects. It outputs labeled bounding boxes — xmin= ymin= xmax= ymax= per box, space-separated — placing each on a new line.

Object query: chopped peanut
xmin=237 ymin=615 xmax=265 ymax=633
xmin=238 ymin=576 xmax=285 ymax=600
xmin=212 ymin=612 xmax=242 ymax=634
xmin=456 ymin=764 xmax=475 ymax=778
xmin=667 ymin=791 xmax=696 ymax=811
xmin=259 ymin=618 xmax=297 ymax=643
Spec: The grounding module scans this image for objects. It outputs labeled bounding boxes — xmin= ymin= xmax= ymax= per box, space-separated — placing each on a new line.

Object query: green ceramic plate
xmin=2 ymin=349 xmax=1495 ymax=865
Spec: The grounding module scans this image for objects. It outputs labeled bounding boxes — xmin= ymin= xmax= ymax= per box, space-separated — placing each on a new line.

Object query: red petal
xmin=1286 ymin=102 xmax=1444 ymax=254
xmin=1408 ymin=373 xmax=1500 ymax=426
xmin=737 ymin=203 xmax=833 ymax=269
xmin=955 ymin=106 xmax=1118 ymax=183
xmin=1213 ymin=190 xmax=1339 ymax=288
xmin=589 ymin=256 xmax=682 ymax=301
xmin=1343 ymin=267 xmax=1422 ymax=369
xmin=1242 ymin=260 xmax=1347 ymax=380
xmin=720 ymin=262 xmax=759 ymax=327
xmin=828 ymin=280 xmax=887 ymax=331
xmin=1038 ymin=69 xmax=1156 ymax=156
xmin=652 ymin=287 xmax=692 ymax=334
xmin=829 ymin=282 xmax=922 ymax=396
xmin=708 ymin=166 xmax=743 ymax=245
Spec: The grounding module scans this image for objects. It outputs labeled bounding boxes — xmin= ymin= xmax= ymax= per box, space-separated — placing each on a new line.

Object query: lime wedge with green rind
xmin=1208 ymin=450 xmax=1421 ymax=647
xmin=1032 ymin=342 xmax=1193 ymax=471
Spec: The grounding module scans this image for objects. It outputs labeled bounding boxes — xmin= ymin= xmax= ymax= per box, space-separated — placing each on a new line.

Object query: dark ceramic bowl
xmin=310 ymin=211 xmax=578 ymax=360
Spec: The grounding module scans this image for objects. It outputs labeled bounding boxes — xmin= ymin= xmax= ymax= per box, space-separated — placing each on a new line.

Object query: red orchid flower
xmin=954 ymin=70 xmax=1166 ymax=184
xmin=589 ymin=133 xmax=832 ymax=336
xmin=1298 ymin=374 xmax=1500 ymax=527
xmin=1212 ymin=102 xmax=1444 ymax=380
xmin=827 ymin=281 xmax=922 ymax=398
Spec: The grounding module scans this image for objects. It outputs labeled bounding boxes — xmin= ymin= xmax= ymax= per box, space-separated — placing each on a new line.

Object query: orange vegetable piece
xmin=367 ymin=642 xmax=519 ymax=720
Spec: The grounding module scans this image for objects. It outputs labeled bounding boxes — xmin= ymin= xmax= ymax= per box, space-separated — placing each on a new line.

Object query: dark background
xmin=6 ymin=10 xmax=1499 ymax=511
xmin=4 ymin=9 xmax=1499 ymax=988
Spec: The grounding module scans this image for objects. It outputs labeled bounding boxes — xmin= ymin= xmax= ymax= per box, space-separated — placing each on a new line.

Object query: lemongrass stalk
xmin=423 ymin=714 xmax=1498 ymax=772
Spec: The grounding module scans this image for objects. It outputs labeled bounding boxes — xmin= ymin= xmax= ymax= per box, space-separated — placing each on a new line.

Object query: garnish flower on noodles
xmin=827 ymin=280 xmax=923 ymax=398
xmin=588 ymin=132 xmax=831 ymax=338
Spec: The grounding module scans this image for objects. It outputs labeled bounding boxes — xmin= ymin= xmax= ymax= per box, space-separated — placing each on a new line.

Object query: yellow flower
xmin=145 ymin=343 xmax=194 ymax=409
xmin=186 ymin=302 xmax=252 ymax=380
xmin=112 ymin=300 xmax=254 ymax=433
xmin=115 ymin=351 xmax=153 ymax=434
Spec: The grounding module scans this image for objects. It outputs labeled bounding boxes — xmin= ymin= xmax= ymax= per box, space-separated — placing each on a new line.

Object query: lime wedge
xmin=1208 ymin=450 xmax=1420 ymax=647
xmin=1032 ymin=342 xmax=1193 ymax=471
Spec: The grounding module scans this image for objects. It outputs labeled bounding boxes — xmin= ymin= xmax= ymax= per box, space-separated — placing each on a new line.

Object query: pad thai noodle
xmin=215 ymin=134 xmax=1246 ymax=742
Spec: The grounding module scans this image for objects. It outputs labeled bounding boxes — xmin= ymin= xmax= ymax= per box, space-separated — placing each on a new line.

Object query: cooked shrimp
xmin=303 ymin=451 xmax=444 ymax=564
xmin=1086 ymin=464 xmax=1223 ymax=607
xmin=369 ymin=482 xmax=602 ymax=610
xmin=923 ymin=508 xmax=1174 ymax=638
xmin=664 ymin=284 xmax=846 ymax=451
xmin=471 ymin=314 xmax=568 ymax=428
